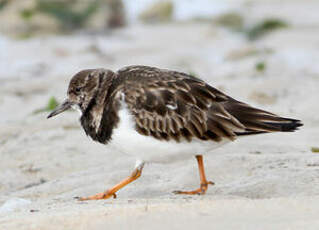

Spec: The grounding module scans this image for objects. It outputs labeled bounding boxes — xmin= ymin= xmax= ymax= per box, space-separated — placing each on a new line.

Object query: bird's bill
xmin=47 ymin=100 xmax=73 ymax=118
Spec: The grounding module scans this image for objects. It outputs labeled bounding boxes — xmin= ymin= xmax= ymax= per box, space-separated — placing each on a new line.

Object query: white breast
xmin=109 ymin=101 xmax=230 ymax=163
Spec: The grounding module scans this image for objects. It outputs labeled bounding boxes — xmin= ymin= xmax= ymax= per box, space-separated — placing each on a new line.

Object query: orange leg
xmin=77 ymin=162 xmax=144 ymax=201
xmin=174 ymin=155 xmax=214 ymax=195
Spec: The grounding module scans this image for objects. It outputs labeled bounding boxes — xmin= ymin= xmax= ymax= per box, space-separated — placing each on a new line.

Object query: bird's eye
xmin=75 ymin=87 xmax=81 ymax=92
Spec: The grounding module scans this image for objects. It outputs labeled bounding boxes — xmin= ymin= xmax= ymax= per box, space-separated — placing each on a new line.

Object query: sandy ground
xmin=1 ymin=1 xmax=319 ymax=229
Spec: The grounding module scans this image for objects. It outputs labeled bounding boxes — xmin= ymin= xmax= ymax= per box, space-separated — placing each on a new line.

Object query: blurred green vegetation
xmin=311 ymin=147 xmax=319 ymax=153
xmin=214 ymin=13 xmax=289 ymax=41
xmin=20 ymin=0 xmax=100 ymax=30
xmin=214 ymin=12 xmax=244 ymax=31
xmin=247 ymin=19 xmax=289 ymax=40
xmin=139 ymin=1 xmax=174 ymax=23
xmin=33 ymin=97 xmax=59 ymax=114
xmin=0 ymin=0 xmax=9 ymax=11
xmin=255 ymin=61 xmax=266 ymax=72
xmin=20 ymin=9 xmax=35 ymax=20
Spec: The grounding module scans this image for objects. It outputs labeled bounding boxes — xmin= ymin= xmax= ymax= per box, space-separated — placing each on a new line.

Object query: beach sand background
xmin=0 ymin=1 xmax=319 ymax=229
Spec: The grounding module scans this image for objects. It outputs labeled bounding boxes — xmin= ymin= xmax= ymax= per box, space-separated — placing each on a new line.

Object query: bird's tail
xmin=224 ymin=101 xmax=303 ymax=136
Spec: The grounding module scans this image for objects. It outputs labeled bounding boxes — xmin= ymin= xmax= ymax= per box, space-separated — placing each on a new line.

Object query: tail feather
xmin=264 ymin=119 xmax=303 ymax=132
xmin=223 ymin=100 xmax=303 ymax=136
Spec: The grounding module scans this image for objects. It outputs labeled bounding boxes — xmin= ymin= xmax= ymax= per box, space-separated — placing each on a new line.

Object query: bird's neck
xmin=80 ymin=76 xmax=120 ymax=144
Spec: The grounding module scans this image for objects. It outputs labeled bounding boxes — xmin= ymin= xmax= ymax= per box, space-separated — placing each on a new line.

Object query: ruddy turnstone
xmin=48 ymin=65 xmax=302 ymax=200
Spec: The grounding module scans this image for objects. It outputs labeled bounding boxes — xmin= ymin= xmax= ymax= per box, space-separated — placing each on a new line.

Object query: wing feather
xmin=116 ymin=65 xmax=302 ymax=142
xmin=118 ymin=66 xmax=240 ymax=142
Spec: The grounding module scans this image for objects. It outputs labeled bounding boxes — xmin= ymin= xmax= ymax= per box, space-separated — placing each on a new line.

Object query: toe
xmin=172 ymin=190 xmax=182 ymax=194
xmin=76 ymin=196 xmax=89 ymax=201
xmin=75 ymin=191 xmax=116 ymax=201
xmin=173 ymin=189 xmax=201 ymax=195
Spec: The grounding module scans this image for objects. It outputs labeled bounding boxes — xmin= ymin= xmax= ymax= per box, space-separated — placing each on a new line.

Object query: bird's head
xmin=47 ymin=68 xmax=115 ymax=119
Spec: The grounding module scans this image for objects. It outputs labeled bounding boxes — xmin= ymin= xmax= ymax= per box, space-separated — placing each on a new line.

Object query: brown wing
xmin=117 ymin=66 xmax=247 ymax=142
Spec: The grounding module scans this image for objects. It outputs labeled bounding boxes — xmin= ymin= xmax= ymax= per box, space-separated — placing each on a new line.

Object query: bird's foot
xmin=75 ymin=190 xmax=117 ymax=201
xmin=173 ymin=181 xmax=214 ymax=195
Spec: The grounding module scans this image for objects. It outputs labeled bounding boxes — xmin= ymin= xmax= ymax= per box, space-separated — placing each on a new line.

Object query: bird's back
xmin=114 ymin=65 xmax=302 ymax=143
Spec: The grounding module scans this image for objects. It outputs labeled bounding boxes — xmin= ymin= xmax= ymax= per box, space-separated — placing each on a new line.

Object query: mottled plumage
xmin=47 ymin=65 xmax=303 ymax=200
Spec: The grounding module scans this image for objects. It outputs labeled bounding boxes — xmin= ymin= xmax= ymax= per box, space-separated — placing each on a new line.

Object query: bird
xmin=47 ymin=65 xmax=303 ymax=200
